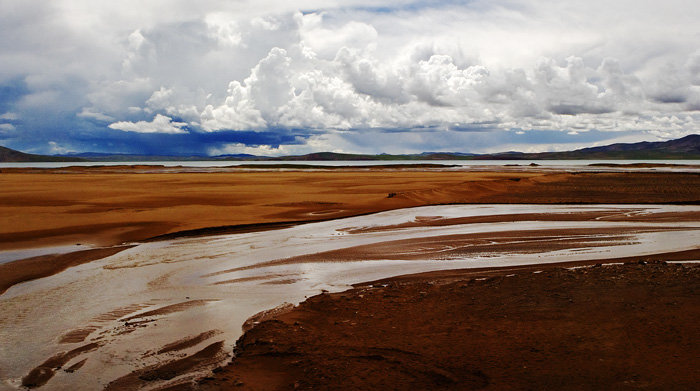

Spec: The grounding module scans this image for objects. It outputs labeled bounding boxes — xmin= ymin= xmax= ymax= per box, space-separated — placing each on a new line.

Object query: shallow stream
xmin=2 ymin=204 xmax=700 ymax=390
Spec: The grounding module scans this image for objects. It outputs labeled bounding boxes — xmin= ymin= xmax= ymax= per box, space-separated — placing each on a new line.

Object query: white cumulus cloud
xmin=108 ymin=114 xmax=188 ymax=134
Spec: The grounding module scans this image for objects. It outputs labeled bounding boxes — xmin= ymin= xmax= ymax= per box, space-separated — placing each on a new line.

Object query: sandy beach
xmin=2 ymin=165 xmax=700 ymax=390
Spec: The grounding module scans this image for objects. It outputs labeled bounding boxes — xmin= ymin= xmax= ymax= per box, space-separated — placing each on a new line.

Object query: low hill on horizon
xmin=2 ymin=134 xmax=700 ymax=163
xmin=0 ymin=146 xmax=87 ymax=163
xmin=498 ymin=134 xmax=700 ymax=160
xmin=267 ymin=134 xmax=700 ymax=161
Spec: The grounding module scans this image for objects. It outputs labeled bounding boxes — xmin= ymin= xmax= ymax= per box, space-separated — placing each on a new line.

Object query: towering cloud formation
xmin=1 ymin=1 xmax=699 ymax=155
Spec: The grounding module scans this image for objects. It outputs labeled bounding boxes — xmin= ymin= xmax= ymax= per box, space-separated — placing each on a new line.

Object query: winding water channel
xmin=2 ymin=204 xmax=700 ymax=390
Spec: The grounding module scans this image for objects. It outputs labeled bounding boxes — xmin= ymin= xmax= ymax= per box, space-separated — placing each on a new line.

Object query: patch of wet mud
xmin=103 ymin=341 xmax=227 ymax=391
xmin=22 ymin=342 xmax=102 ymax=388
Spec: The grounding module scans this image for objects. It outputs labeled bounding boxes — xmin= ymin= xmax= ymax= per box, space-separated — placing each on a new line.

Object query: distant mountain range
xmin=2 ymin=135 xmax=700 ymax=163
xmin=497 ymin=134 xmax=700 ymax=160
xmin=0 ymin=146 xmax=88 ymax=162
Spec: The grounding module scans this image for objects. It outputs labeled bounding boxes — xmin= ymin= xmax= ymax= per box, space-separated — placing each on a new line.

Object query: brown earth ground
xmin=0 ymin=167 xmax=548 ymax=251
xmin=3 ymin=167 xmax=700 ymax=390
xmin=196 ymin=261 xmax=700 ymax=391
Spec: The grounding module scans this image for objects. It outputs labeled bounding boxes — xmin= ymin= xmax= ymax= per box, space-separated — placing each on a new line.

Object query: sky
xmin=1 ymin=0 xmax=700 ymax=156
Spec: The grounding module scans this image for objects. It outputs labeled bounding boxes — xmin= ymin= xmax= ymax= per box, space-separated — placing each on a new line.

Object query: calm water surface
xmin=2 ymin=159 xmax=700 ymax=169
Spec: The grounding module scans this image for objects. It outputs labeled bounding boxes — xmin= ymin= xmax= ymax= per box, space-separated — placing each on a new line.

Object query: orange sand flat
xmin=4 ymin=168 xmax=700 ymax=252
xmin=0 ymin=169 xmax=545 ymax=251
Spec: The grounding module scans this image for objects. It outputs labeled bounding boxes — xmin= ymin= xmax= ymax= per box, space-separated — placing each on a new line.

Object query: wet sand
xmin=0 ymin=246 xmax=132 ymax=295
xmin=3 ymin=167 xmax=700 ymax=390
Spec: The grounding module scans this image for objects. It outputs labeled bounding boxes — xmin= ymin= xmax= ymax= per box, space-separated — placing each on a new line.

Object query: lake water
xmin=2 ymin=159 xmax=700 ymax=171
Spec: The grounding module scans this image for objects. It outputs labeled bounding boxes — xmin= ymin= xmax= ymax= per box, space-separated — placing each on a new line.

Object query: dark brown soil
xmin=480 ymin=172 xmax=700 ymax=204
xmin=197 ymin=261 xmax=700 ymax=391
xmin=105 ymin=341 xmax=228 ymax=391
xmin=22 ymin=342 xmax=102 ymax=388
